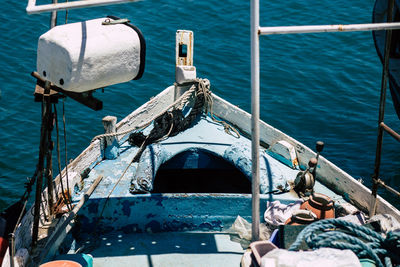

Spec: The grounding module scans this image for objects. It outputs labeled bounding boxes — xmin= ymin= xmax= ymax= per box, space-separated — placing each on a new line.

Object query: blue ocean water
xmin=0 ymin=0 xmax=399 ymax=210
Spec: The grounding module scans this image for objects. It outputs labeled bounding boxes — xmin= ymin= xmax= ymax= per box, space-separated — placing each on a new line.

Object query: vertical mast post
xmin=32 ymin=82 xmax=51 ymax=247
xmin=251 ymin=0 xmax=260 ymax=241
xmin=33 ymin=5 xmax=58 ymax=246
xmin=47 ymin=1 xmax=58 ymax=219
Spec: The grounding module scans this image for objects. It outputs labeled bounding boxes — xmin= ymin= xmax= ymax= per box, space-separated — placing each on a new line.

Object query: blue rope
xmin=288 ymin=219 xmax=400 ymax=267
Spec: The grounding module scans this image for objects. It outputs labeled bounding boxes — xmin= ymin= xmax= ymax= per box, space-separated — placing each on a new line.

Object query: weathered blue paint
xmin=104 ymin=139 xmax=120 ymax=160
xmin=131 ymin=143 xmax=169 ymax=192
xmin=224 ymin=141 xmax=292 ymax=193
xmin=109 ymin=116 xmax=299 ymax=195
xmin=87 ymin=201 xmax=99 ymax=214
xmin=63 ymin=115 xmax=350 ymax=266
xmin=120 ymin=223 xmax=141 ymax=234
xmin=145 ymin=220 xmax=162 ymax=232
xmin=122 ymin=200 xmax=131 ymax=217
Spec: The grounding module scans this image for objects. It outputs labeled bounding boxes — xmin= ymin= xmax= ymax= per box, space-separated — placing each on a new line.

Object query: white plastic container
xmin=37 ymin=17 xmax=145 ymax=92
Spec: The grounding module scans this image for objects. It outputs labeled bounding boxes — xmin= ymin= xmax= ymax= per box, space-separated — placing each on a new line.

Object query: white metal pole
xmin=26 ymin=0 xmax=141 ymax=14
xmin=259 ymin=22 xmax=400 ymax=35
xmin=251 ymin=0 xmax=260 ymax=242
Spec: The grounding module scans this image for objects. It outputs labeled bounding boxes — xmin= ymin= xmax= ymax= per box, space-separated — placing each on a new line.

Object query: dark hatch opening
xmin=152 ymin=149 xmax=251 ymax=193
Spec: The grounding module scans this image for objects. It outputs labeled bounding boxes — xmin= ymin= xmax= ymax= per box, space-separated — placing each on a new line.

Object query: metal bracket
xmin=32 ymin=72 xmax=103 ymax=111
xmin=175 ymin=30 xmax=196 ymax=85
xmin=176 ymin=30 xmax=194 ymax=67
xmin=102 ymin=18 xmax=130 ymax=25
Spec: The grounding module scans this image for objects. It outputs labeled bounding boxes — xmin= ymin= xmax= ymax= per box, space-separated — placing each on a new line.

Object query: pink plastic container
xmin=249 ymin=241 xmax=278 ymax=266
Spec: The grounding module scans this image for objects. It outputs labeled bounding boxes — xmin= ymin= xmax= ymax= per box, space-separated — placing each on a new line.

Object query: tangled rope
xmin=91 ymin=78 xmax=239 ymax=143
xmin=288 ymin=219 xmax=400 ymax=267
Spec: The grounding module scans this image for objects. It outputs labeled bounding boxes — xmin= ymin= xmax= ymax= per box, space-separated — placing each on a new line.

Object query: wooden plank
xmin=32 ymin=72 xmax=102 ymax=110
xmin=34 ymin=84 xmax=59 ymax=103
xmin=39 ymin=175 xmax=103 ymax=263
xmin=102 ymin=116 xmax=117 ymax=147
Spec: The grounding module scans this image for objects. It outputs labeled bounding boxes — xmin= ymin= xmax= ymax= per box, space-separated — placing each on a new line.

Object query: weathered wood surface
xmin=116 ymin=85 xmax=175 ymax=140
xmin=102 ymin=115 xmax=117 ymax=147
xmin=6 ymin=84 xmax=400 ymax=267
xmin=39 ymin=175 xmax=103 ymax=263
xmin=212 ymin=93 xmax=400 ymax=222
xmin=7 ymin=86 xmax=177 ymax=267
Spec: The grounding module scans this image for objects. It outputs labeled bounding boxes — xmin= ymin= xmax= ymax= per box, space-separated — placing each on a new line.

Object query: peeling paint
xmin=122 ymin=200 xmax=131 ymax=217
xmin=146 ymin=213 xmax=156 ymax=219
xmin=87 ymin=202 xmax=99 ymax=214
xmin=145 ymin=220 xmax=162 ymax=233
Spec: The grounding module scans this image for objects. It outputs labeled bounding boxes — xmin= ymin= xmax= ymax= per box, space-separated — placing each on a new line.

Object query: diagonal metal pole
xmin=370 ymin=0 xmax=395 ymax=217
xmin=251 ymin=0 xmax=260 ymax=241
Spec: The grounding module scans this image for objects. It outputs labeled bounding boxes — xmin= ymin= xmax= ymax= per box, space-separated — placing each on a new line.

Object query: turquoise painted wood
xmin=53 ymin=114 xmax=350 ymax=266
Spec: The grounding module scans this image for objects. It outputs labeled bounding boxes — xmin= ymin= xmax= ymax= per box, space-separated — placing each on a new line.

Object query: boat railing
xmin=26 ymin=0 xmax=140 ymax=14
xmin=251 ymin=0 xmax=400 ymax=241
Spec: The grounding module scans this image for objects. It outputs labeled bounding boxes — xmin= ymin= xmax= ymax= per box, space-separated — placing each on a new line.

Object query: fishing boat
xmin=1 ymin=0 xmax=400 ymax=266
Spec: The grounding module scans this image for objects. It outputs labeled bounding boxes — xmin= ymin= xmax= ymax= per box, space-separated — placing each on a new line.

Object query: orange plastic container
xmin=301 ymin=193 xmax=335 ymax=219
xmin=285 ymin=209 xmax=317 ymax=225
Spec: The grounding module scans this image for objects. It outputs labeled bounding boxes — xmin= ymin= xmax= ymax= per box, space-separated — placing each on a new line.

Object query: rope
xmin=91 ymin=78 xmax=240 ymax=142
xmin=54 ymin=103 xmax=72 ymax=212
xmin=90 ymin=83 xmax=197 ymax=143
xmin=99 ymin=136 xmax=149 ymax=218
xmin=197 ymin=78 xmax=240 ymax=138
xmin=288 ymin=219 xmax=400 ymax=267
xmin=62 ymin=100 xmax=73 ymax=211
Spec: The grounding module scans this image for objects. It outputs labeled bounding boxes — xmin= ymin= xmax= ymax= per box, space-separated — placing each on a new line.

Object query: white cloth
xmin=260 ymin=248 xmax=361 ymax=267
xmin=264 ymin=200 xmax=304 ymax=225
xmin=368 ymin=214 xmax=400 ymax=233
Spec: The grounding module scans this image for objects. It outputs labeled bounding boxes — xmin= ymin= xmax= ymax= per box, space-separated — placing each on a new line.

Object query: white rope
xmin=198 ymin=78 xmax=240 ymax=138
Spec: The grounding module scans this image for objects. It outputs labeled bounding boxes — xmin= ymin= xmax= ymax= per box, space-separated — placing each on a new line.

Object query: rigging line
xmin=62 ymin=99 xmax=73 ymax=211
xmin=197 ymin=78 xmax=240 ymax=138
xmin=100 ymin=136 xmax=149 ymax=216
xmin=82 ymin=137 xmax=150 ymax=249
xmin=45 ymin=101 xmax=55 ymax=219
xmin=54 ymin=103 xmax=72 ymax=212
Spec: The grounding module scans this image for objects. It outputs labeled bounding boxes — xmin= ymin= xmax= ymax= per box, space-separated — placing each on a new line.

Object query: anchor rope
xmin=288 ymin=219 xmax=400 ymax=267
xmin=90 ymin=82 xmax=197 ymax=143
xmin=198 ymin=78 xmax=240 ymax=138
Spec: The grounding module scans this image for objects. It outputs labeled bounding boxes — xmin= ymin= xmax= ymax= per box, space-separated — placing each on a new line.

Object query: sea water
xmin=0 ymin=0 xmax=399 ymax=210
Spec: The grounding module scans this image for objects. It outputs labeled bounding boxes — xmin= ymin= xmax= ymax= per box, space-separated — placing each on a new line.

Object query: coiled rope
xmin=91 ymin=78 xmax=239 ymax=143
xmin=288 ymin=219 xmax=400 ymax=267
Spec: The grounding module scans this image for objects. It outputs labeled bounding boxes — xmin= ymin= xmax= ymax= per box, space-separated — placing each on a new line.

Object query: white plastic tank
xmin=37 ymin=17 xmax=145 ymax=93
